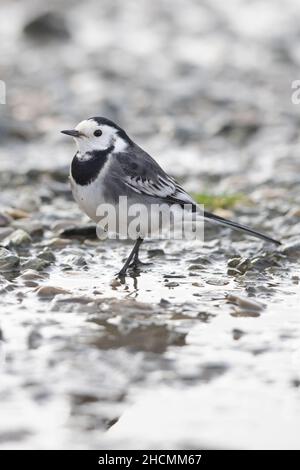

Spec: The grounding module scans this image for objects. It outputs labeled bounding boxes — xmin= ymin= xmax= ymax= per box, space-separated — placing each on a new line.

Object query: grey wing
xmin=104 ymin=145 xmax=281 ymax=245
xmin=105 ymin=144 xmax=196 ymax=206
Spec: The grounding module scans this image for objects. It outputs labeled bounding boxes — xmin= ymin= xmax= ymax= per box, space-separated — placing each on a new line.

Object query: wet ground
xmin=0 ymin=0 xmax=300 ymax=449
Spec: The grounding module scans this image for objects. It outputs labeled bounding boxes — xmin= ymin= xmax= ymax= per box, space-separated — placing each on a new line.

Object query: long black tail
xmin=204 ymin=210 xmax=281 ymax=246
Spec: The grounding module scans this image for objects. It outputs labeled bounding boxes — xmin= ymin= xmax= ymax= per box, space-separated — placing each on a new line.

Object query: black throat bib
xmin=71 ymin=146 xmax=114 ymax=186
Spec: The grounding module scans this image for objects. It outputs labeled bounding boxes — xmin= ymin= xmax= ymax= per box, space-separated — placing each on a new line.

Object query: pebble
xmin=36 ymin=286 xmax=71 ymax=298
xmin=21 ymin=258 xmax=50 ymax=271
xmin=0 ymin=227 xmax=14 ymax=241
xmin=37 ymin=249 xmax=56 ymax=263
xmin=14 ymin=194 xmax=41 ymax=213
xmin=227 ymin=268 xmax=242 ymax=276
xmin=188 ymin=256 xmax=211 ymax=265
xmin=206 ymin=278 xmax=229 ymax=286
xmin=188 ymin=264 xmax=205 ymax=271
xmin=226 ymin=294 xmax=265 ymax=311
xmin=50 ymin=295 xmax=100 ymax=313
xmin=285 ymin=208 xmax=300 ymax=218
xmin=18 ymin=269 xmax=45 ymax=281
xmin=51 ymin=221 xmax=78 ymax=232
xmin=147 ymin=249 xmax=165 ymax=258
xmin=230 ymin=309 xmax=260 ymax=318
xmin=110 ymin=278 xmax=121 ymax=288
xmin=3 ymin=229 xmax=32 ymax=248
xmin=192 ymin=282 xmax=204 ymax=287
xmin=44 ymin=238 xmax=72 ymax=248
xmin=227 ymin=257 xmax=242 ymax=268
xmin=53 ymin=294 xmax=96 ymax=304
xmin=227 ymin=257 xmax=251 ymax=274
xmin=27 ymin=330 xmax=43 ymax=349
xmin=59 ymin=225 xmax=97 ymax=239
xmin=23 ymin=12 xmax=70 ymax=41
xmin=12 ymin=220 xmax=44 ymax=236
xmin=232 ymin=329 xmax=246 ymax=340
xmin=281 ymin=240 xmax=300 ymax=256
xmin=0 ymin=247 xmax=20 ymax=272
xmin=165 ymin=281 xmax=180 ymax=288
xmin=5 ymin=209 xmax=29 ymax=219
xmin=0 ymin=212 xmax=13 ymax=227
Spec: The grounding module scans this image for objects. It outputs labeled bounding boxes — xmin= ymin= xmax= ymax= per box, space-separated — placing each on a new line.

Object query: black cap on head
xmin=89 ymin=117 xmax=132 ymax=143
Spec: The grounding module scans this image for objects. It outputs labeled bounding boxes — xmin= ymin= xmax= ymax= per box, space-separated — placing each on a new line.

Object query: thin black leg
xmin=117 ymin=238 xmax=143 ymax=278
xmin=131 ymin=242 xmax=143 ymax=268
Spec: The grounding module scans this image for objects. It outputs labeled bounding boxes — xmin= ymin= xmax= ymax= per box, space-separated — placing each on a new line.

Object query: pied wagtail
xmin=61 ymin=117 xmax=281 ymax=278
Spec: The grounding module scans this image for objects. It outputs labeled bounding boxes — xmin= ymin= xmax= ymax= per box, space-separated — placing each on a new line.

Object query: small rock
xmin=286 ymin=208 xmax=300 ymax=218
xmin=37 ymin=249 xmax=56 ymax=262
xmin=0 ymin=212 xmax=13 ymax=227
xmin=230 ymin=309 xmax=260 ymax=318
xmin=19 ymin=269 xmax=45 ymax=281
xmin=23 ymin=12 xmax=70 ymax=41
xmin=21 ymin=258 xmax=50 ymax=271
xmin=110 ymin=278 xmax=121 ymax=288
xmin=188 ymin=256 xmax=211 ymax=265
xmin=70 ymin=255 xmax=88 ymax=267
xmin=292 ymin=379 xmax=300 ymax=388
xmin=12 ymin=220 xmax=44 ymax=236
xmin=147 ymin=249 xmax=165 ymax=258
xmin=3 ymin=229 xmax=32 ymax=248
xmin=25 ymin=281 xmax=40 ymax=287
xmin=4 ymin=209 xmax=29 ymax=220
xmin=281 ymin=240 xmax=300 ymax=256
xmin=51 ymin=221 xmax=73 ymax=232
xmin=0 ymin=227 xmax=14 ymax=241
xmin=14 ymin=194 xmax=41 ymax=213
xmin=27 ymin=330 xmax=43 ymax=349
xmin=228 ymin=257 xmax=251 ymax=274
xmin=226 ymin=294 xmax=265 ymax=311
xmin=0 ymin=247 xmax=20 ymax=272
xmin=227 ymin=268 xmax=242 ymax=276
xmin=206 ymin=278 xmax=229 ymax=286
xmin=44 ymin=237 xmax=71 ymax=248
xmin=227 ymin=257 xmax=242 ymax=268
xmin=159 ymin=298 xmax=170 ymax=306
xmin=188 ymin=264 xmax=205 ymax=271
xmin=57 ymin=295 xmax=95 ymax=304
xmin=36 ymin=286 xmax=71 ymax=298
xmin=232 ymin=329 xmax=246 ymax=340
xmin=59 ymin=225 xmax=97 ymax=239
xmin=50 ymin=294 xmax=99 ymax=313
xmin=165 ymin=281 xmax=179 ymax=287
xmin=163 ymin=274 xmax=186 ymax=279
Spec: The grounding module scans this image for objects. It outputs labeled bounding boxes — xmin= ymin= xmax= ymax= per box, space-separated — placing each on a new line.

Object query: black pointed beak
xmin=61 ymin=129 xmax=82 ymax=138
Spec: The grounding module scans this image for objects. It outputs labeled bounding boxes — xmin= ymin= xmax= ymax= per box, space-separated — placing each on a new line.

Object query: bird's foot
xmin=116 ymin=257 xmax=151 ymax=281
xmin=116 ymin=266 xmax=142 ymax=284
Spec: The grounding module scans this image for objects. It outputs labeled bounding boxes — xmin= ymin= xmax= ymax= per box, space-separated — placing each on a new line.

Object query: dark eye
xmin=94 ymin=129 xmax=102 ymax=137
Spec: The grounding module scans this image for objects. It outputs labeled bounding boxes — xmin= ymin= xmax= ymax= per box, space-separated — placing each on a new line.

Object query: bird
xmin=61 ymin=117 xmax=281 ymax=278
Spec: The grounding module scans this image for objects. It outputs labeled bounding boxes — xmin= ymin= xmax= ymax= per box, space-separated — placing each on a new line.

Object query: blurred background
xmin=1 ymin=0 xmax=300 ymax=450
xmin=2 ymin=0 xmax=300 ymax=183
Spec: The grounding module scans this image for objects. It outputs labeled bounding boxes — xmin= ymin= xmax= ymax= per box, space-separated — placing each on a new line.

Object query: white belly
xmin=70 ymin=175 xmax=105 ymax=222
xmin=70 ymin=176 xmax=204 ymax=241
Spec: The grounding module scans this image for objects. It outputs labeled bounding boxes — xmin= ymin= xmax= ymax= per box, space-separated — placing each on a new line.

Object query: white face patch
xmin=73 ymin=119 xmax=128 ymax=155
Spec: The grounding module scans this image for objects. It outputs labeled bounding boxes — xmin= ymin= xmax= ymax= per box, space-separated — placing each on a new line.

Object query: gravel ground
xmin=0 ymin=0 xmax=300 ymax=449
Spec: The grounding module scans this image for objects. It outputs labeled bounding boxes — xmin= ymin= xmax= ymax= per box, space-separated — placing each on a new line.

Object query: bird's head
xmin=61 ymin=117 xmax=131 ymax=154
